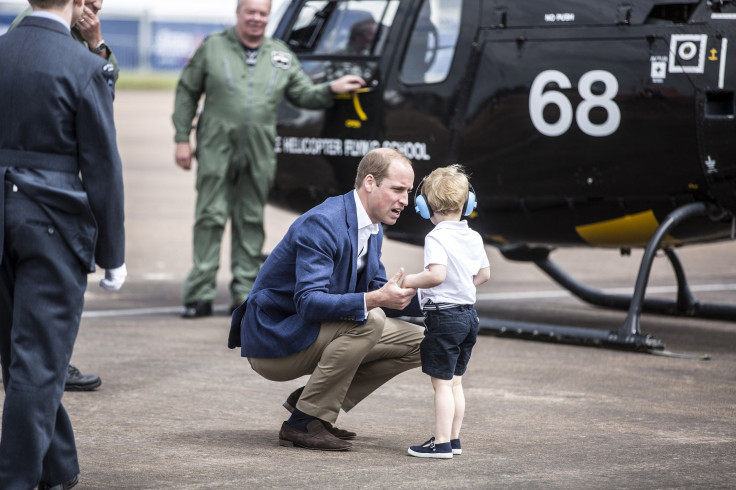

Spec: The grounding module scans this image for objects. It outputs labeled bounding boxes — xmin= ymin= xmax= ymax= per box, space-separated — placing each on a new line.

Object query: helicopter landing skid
xmin=476 ymin=317 xmax=709 ymax=359
xmin=494 ymin=202 xmax=733 ymax=358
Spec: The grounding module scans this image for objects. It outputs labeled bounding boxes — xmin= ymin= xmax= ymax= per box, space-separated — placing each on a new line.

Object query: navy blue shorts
xmin=420 ymin=304 xmax=479 ymax=380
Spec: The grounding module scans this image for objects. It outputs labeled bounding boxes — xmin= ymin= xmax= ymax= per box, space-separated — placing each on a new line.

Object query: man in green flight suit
xmin=9 ymin=0 xmax=118 ymax=393
xmin=173 ymin=0 xmax=366 ymax=318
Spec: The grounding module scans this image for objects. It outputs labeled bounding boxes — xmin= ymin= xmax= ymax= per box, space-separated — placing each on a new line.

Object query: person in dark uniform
xmin=9 ymin=0 xmax=119 ymax=392
xmin=10 ymin=0 xmax=119 ymax=82
xmin=0 ymin=0 xmax=126 ymax=488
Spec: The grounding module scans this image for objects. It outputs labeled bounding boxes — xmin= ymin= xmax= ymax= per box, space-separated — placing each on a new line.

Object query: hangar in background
xmin=0 ymin=0 xmax=287 ymax=71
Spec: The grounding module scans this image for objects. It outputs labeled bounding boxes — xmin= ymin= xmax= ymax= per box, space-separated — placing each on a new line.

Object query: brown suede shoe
xmin=278 ymin=420 xmax=352 ymax=451
xmin=323 ymin=421 xmax=357 ymax=440
xmin=283 ymin=387 xmax=358 ymax=440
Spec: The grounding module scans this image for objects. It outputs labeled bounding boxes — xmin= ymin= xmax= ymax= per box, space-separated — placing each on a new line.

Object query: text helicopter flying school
xmin=266 ymin=0 xmax=736 ymax=354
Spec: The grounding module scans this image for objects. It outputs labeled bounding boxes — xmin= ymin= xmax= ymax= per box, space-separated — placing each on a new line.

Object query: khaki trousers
xmin=248 ymin=308 xmax=424 ymax=424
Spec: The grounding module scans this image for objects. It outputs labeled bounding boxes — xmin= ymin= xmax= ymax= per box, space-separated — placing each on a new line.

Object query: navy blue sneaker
xmin=451 ymin=438 xmax=462 ymax=455
xmin=408 ymin=437 xmax=453 ymax=459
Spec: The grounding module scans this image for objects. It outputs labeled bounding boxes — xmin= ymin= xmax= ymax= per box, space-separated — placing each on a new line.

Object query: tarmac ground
xmin=2 ymin=90 xmax=736 ymax=489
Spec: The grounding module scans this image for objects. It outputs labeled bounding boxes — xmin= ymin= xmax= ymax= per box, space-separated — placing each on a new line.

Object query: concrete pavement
xmin=2 ymin=90 xmax=735 ymax=489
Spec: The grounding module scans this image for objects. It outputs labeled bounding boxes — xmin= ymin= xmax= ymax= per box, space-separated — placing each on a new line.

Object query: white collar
xmin=30 ymin=11 xmax=71 ymax=32
xmin=433 ymin=220 xmax=468 ymax=231
xmin=353 ymin=190 xmax=379 ymax=235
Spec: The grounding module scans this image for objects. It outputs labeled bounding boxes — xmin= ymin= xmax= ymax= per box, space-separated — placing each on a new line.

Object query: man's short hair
xmin=422 ymin=164 xmax=470 ymax=215
xmin=354 ymin=148 xmax=412 ymax=189
xmin=30 ymin=0 xmax=70 ymax=8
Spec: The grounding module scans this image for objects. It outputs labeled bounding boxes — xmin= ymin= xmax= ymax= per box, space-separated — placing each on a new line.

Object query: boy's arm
xmin=473 ymin=266 xmax=491 ymax=286
xmin=402 ymin=264 xmax=446 ymax=289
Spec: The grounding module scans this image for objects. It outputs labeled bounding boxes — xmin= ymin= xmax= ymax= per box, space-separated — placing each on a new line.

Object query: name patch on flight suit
xmin=271 ymin=51 xmax=292 ymax=70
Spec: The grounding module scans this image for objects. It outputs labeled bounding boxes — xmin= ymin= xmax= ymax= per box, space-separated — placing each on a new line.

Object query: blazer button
xmin=48 ymin=226 xmax=55 ymax=235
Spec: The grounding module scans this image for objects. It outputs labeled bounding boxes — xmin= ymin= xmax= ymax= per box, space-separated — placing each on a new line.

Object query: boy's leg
xmin=432 ymin=376 xmax=455 ymax=444
xmin=451 ymin=375 xmax=465 ymax=440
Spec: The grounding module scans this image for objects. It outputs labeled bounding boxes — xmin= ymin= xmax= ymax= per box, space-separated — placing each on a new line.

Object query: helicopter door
xmin=279 ymin=0 xmax=399 ymax=140
xmin=382 ymin=0 xmax=475 ymax=171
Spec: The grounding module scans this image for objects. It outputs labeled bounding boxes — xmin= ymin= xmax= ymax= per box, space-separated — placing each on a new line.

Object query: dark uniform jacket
xmin=9 ymin=6 xmax=120 ymax=82
xmin=0 ymin=16 xmax=125 ymax=272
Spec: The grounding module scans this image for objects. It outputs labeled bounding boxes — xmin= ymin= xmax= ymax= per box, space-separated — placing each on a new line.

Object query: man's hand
xmin=329 ymin=75 xmax=366 ymax=95
xmin=365 ymin=268 xmax=417 ymax=311
xmin=100 ymin=264 xmax=127 ymax=291
xmin=76 ymin=6 xmax=104 ymax=53
xmin=175 ymin=142 xmax=193 ymax=170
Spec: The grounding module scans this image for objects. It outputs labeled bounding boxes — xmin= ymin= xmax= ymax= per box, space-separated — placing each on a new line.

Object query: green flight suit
xmin=172 ymin=28 xmax=335 ymax=308
xmin=9 ymin=7 xmax=120 ymax=82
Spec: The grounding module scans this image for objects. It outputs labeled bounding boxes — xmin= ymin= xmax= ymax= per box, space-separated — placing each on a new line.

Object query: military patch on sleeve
xmin=102 ymin=63 xmax=115 ymax=88
xmin=271 ymin=51 xmax=292 ymax=70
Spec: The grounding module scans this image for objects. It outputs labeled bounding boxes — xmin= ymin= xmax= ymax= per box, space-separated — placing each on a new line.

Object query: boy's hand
xmin=366 ymin=268 xmax=416 ymax=310
xmin=396 ymin=269 xmax=407 ymax=288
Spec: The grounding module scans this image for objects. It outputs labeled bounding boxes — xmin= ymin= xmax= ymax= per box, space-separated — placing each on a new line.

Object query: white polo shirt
xmin=419 ymin=220 xmax=489 ymax=307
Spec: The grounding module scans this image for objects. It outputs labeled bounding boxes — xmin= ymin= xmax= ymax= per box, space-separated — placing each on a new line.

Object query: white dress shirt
xmin=353 ymin=190 xmax=378 ymax=318
xmin=353 ymin=190 xmax=378 ymax=272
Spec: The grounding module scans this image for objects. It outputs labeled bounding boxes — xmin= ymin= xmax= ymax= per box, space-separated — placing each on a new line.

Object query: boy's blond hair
xmin=422 ymin=164 xmax=470 ymax=215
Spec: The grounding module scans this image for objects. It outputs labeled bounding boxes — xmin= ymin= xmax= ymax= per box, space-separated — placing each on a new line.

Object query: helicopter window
xmin=285 ymin=1 xmax=397 ymax=56
xmin=400 ymin=0 xmax=462 ymax=85
xmin=645 ymin=3 xmax=698 ymax=24
xmin=705 ymin=91 xmax=735 ymax=118
xmin=286 ymin=1 xmax=331 ymax=52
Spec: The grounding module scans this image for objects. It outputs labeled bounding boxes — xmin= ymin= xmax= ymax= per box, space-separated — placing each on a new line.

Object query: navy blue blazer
xmin=229 ymin=191 xmax=420 ymax=358
xmin=0 ymin=16 xmax=124 ymax=271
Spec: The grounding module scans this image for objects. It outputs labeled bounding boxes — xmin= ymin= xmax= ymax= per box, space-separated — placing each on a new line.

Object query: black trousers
xmin=0 ymin=184 xmax=85 ymax=489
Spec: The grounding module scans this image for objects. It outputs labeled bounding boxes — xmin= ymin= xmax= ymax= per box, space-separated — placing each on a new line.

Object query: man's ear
xmin=364 ymin=174 xmax=375 ymax=191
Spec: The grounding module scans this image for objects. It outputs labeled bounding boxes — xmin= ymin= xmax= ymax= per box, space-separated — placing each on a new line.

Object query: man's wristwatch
xmin=90 ymin=40 xmax=108 ymax=54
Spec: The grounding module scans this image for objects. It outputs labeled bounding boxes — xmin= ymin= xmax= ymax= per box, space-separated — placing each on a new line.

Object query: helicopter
xmin=266 ymin=0 xmax=736 ymax=353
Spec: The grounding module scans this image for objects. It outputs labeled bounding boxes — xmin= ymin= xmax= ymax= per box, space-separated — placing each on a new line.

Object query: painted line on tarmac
xmin=82 ymin=305 xmax=230 ymax=319
xmin=476 ymin=283 xmax=736 ymax=302
xmin=82 ymin=284 xmax=736 ymax=317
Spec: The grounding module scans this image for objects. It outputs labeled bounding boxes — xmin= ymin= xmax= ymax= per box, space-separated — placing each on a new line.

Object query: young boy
xmin=402 ymin=164 xmax=490 ymax=459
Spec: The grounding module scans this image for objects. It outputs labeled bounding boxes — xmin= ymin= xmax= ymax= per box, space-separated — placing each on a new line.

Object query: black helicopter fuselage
xmin=269 ymin=0 xmax=736 ymax=250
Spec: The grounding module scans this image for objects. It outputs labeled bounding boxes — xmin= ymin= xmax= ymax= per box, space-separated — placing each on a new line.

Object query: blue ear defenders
xmin=464 ymin=187 xmax=477 ymax=216
xmin=414 ymin=177 xmax=477 ymax=219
